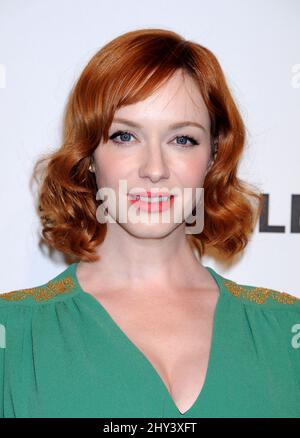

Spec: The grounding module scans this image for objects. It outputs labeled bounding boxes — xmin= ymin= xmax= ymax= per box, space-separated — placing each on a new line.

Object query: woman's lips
xmin=127 ymin=194 xmax=176 ymax=213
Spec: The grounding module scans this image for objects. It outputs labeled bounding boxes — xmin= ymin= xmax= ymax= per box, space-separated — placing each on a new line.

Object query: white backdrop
xmin=0 ymin=0 xmax=299 ymax=296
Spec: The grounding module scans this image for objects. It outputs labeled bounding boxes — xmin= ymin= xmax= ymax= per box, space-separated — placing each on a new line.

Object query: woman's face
xmin=92 ymin=69 xmax=212 ymax=238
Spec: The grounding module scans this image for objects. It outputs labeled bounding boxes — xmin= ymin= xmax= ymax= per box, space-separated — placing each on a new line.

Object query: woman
xmin=0 ymin=28 xmax=299 ymax=418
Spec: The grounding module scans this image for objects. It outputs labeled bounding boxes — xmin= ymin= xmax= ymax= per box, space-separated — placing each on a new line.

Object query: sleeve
xmin=0 ymin=304 xmax=8 ymax=418
xmin=279 ymin=305 xmax=300 ymax=397
xmin=287 ymin=307 xmax=300 ymax=369
xmin=0 ymin=300 xmax=37 ymax=419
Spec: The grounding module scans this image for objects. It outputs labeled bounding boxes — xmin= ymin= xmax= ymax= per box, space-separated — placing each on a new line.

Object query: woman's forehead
xmin=112 ymin=76 xmax=210 ymax=128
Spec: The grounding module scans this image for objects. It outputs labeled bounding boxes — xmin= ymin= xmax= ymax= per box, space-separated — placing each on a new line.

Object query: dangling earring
xmin=209 ymin=138 xmax=218 ymax=168
xmin=212 ymin=137 xmax=219 ymax=158
xmin=204 ymin=138 xmax=218 ymax=177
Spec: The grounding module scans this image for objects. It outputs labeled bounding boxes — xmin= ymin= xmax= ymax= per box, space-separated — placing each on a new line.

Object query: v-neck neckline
xmin=68 ymin=262 xmax=225 ymax=416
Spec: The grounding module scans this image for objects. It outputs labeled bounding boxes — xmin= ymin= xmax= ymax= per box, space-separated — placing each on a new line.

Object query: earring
xmin=212 ymin=138 xmax=219 ymax=157
xmin=89 ymin=163 xmax=94 ymax=173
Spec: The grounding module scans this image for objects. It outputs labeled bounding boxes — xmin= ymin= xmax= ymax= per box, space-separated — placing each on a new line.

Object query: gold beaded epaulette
xmin=0 ymin=275 xmax=76 ymax=302
xmin=223 ymin=279 xmax=300 ymax=305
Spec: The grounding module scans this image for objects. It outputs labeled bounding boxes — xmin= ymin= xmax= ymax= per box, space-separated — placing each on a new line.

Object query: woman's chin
xmin=118 ymin=220 xmax=181 ymax=238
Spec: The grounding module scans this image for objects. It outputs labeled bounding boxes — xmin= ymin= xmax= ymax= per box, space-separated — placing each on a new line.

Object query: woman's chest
xmin=9 ymin=317 xmax=300 ymax=418
xmin=88 ymin=289 xmax=219 ymax=414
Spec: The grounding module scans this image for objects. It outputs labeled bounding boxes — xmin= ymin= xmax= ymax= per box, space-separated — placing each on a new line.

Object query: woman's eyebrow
xmin=112 ymin=117 xmax=206 ymax=132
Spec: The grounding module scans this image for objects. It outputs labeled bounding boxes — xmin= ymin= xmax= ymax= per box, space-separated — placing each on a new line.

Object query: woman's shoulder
xmin=217 ymin=272 xmax=300 ymax=355
xmin=218 ymin=271 xmax=300 ymax=313
xmin=0 ymin=264 xmax=79 ymax=308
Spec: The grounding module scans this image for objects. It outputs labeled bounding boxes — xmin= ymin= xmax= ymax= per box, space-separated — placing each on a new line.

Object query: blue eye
xmin=109 ymin=130 xmax=199 ymax=147
xmin=175 ymin=135 xmax=199 ymax=146
xmin=109 ymin=131 xmax=133 ymax=143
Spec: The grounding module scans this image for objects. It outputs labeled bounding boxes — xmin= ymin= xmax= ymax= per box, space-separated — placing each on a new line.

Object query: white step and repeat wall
xmin=0 ymin=0 xmax=299 ymax=296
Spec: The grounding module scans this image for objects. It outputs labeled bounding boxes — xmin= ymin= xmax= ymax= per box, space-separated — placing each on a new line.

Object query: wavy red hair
xmin=31 ymin=28 xmax=264 ymax=263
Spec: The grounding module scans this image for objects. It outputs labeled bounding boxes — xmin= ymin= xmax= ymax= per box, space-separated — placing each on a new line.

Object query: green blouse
xmin=0 ymin=263 xmax=300 ymax=418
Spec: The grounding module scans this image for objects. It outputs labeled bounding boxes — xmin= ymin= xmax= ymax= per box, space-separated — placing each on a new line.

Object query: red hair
xmin=31 ymin=28 xmax=264 ymax=263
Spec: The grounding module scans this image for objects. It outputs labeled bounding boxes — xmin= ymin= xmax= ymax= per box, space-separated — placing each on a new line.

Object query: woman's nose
xmin=138 ymin=144 xmax=170 ymax=183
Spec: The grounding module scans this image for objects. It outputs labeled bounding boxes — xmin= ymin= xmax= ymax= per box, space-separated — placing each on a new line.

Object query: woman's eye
xmin=109 ymin=130 xmax=135 ymax=144
xmin=109 ymin=130 xmax=199 ymax=147
xmin=174 ymin=135 xmax=199 ymax=147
